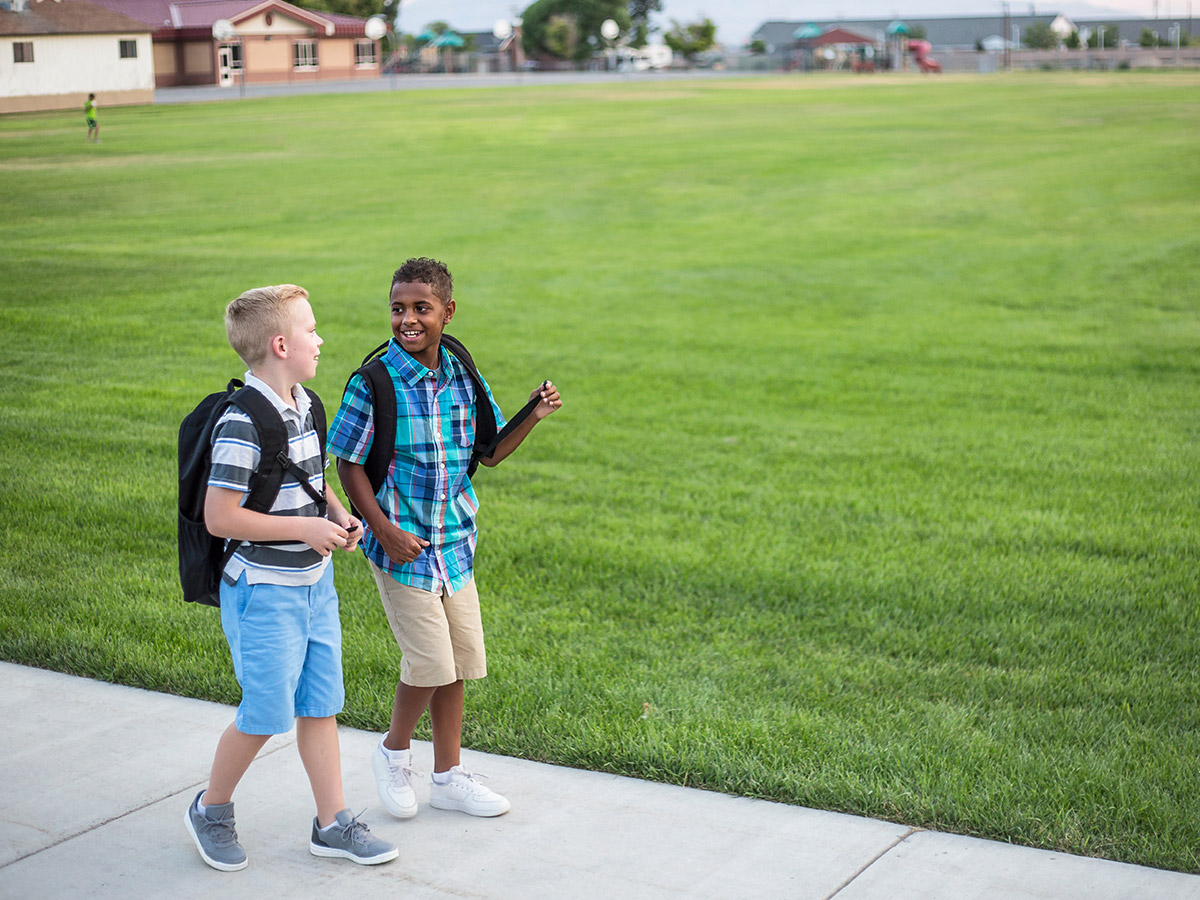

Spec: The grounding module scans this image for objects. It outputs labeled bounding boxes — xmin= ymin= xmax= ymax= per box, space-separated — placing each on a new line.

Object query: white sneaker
xmin=428 ymin=766 xmax=510 ymax=817
xmin=371 ymin=739 xmax=418 ymax=819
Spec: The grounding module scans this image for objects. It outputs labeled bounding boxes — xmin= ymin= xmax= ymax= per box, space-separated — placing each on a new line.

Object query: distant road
xmin=155 ymin=69 xmax=749 ymax=103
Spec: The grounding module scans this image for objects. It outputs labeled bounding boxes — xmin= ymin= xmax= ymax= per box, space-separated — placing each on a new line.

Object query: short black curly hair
xmin=391 ymin=257 xmax=452 ymax=303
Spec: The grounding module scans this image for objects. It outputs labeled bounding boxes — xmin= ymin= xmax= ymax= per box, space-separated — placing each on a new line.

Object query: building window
xmin=13 ymin=41 xmax=34 ymax=63
xmin=293 ymin=40 xmax=317 ymax=70
xmin=119 ymin=39 xmax=137 ymax=58
xmin=354 ymin=39 xmax=377 ymax=67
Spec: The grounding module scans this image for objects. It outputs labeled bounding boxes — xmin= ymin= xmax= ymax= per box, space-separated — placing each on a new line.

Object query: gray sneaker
xmin=184 ymin=790 xmax=247 ymax=872
xmin=309 ymin=809 xmax=398 ymax=865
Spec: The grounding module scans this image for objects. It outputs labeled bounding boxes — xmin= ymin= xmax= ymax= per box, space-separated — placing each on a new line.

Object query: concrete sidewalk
xmin=1 ymin=661 xmax=1196 ymax=900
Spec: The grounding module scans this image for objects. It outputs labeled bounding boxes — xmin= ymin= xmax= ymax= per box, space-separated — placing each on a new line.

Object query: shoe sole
xmin=428 ymin=796 xmax=511 ymax=817
xmin=183 ymin=806 xmax=248 ymax=872
xmin=309 ymin=842 xmax=399 ymax=865
xmin=372 ymin=752 xmax=418 ymax=819
xmin=378 ymin=794 xmax=418 ymax=819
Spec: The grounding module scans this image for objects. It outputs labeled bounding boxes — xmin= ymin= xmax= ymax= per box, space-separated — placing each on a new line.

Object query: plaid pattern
xmin=209 ymin=374 xmax=330 ymax=587
xmin=327 ymin=339 xmax=505 ymax=594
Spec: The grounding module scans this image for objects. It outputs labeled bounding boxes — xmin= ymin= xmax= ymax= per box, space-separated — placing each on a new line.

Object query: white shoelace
xmin=451 ymin=768 xmax=493 ymax=794
xmin=388 ymin=757 xmax=419 ymax=787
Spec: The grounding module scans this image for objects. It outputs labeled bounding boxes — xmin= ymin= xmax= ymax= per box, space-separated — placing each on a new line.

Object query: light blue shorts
xmin=219 ymin=565 xmax=344 ymax=735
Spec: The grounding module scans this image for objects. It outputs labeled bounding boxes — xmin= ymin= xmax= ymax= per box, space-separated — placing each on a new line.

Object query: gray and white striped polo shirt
xmin=208 ymin=373 xmax=330 ymax=587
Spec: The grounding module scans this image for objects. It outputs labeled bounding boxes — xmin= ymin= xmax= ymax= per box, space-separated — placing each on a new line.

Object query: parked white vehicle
xmin=615 ymin=43 xmax=672 ymax=71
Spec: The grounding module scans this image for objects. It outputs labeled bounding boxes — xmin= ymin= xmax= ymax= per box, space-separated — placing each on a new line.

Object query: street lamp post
xmin=601 ymin=17 xmax=619 ymax=71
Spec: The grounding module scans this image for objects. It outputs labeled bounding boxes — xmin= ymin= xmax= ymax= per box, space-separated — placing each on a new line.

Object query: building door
xmin=218 ymin=46 xmax=234 ymax=86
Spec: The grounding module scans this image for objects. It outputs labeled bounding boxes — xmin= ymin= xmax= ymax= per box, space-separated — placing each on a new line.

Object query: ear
xmin=270 ymin=333 xmax=289 ymax=360
xmin=444 ymin=298 xmax=456 ymax=324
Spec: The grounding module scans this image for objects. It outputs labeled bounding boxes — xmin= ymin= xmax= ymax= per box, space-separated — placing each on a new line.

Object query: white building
xmin=1 ymin=0 xmax=153 ymax=113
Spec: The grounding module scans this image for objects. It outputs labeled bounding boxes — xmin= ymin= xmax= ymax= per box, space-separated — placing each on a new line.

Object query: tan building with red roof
xmin=73 ymin=0 xmax=381 ymax=87
xmin=1 ymin=0 xmax=153 ymax=112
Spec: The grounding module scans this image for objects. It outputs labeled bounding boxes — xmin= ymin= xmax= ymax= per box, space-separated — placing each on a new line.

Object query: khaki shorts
xmin=369 ymin=561 xmax=487 ymax=687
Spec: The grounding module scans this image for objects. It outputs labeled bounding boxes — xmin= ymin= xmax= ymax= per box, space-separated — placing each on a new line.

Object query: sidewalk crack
xmin=821 ymin=827 xmax=920 ymax=900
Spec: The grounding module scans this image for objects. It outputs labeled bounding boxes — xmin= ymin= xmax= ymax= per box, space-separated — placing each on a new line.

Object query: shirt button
xmin=439 ymin=493 xmax=446 ymax=500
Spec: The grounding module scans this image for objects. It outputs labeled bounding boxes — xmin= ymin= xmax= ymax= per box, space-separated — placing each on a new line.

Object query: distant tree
xmin=749 ymin=38 xmax=766 ymax=54
xmin=627 ymin=0 xmax=661 ymax=48
xmin=1064 ymin=29 xmax=1081 ymax=49
xmin=521 ymin=0 xmax=628 ymax=63
xmin=1023 ymin=21 xmax=1057 ymax=49
xmin=1139 ymin=27 xmax=1160 ymax=47
xmin=545 ymin=14 xmax=579 ymax=59
xmin=907 ymin=24 xmax=927 ymax=40
xmin=663 ymin=17 xmax=716 ymax=61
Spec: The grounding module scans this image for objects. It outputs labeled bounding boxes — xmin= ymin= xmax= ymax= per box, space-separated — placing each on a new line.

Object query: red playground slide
xmin=909 ymin=39 xmax=942 ymax=73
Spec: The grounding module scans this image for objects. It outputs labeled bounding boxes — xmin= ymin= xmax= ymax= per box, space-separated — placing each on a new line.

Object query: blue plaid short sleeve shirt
xmin=326 ymin=339 xmax=506 ymax=594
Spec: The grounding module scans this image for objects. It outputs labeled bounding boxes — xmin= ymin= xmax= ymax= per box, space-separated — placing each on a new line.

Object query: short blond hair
xmin=224 ymin=284 xmax=308 ymax=368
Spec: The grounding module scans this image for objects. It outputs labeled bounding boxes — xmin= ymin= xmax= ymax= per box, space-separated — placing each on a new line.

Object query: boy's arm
xmin=479 ymin=380 xmax=562 ymax=467
xmin=336 ymin=459 xmax=429 ymax=564
xmin=204 ymin=486 xmax=350 ymax=557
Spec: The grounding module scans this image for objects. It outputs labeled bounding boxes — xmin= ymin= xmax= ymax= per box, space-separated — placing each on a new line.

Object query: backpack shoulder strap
xmin=229 ymin=387 xmax=290 ymax=515
xmin=304 ymin=387 xmax=326 ymax=439
xmin=442 ymin=333 xmax=497 ymax=477
xmin=302 ymin=386 xmax=327 ymax=466
xmin=353 ymin=357 xmax=397 ymax=497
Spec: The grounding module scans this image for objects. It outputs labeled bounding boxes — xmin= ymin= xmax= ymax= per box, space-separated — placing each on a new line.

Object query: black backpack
xmin=346 ymin=334 xmax=540 ymax=512
xmin=177 ymin=379 xmax=327 ymax=607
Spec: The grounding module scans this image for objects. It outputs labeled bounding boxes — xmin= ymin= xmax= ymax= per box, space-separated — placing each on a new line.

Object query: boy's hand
xmin=376 ymin=519 xmax=430 ymax=565
xmin=298 ymin=518 xmax=351 ymax=557
xmin=531 ymin=380 xmax=562 ymax=420
xmin=341 ymin=517 xmax=362 ymax=553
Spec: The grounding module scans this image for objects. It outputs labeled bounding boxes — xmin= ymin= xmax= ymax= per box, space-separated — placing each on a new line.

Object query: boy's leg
xmin=300 ymin=724 xmax=397 ymax=866
xmin=428 ymin=680 xmax=464 ymax=772
xmin=186 ymin=721 xmax=267 ymax=872
xmin=296 ymin=716 xmax=345 ymax=828
xmin=382 ymin=678 xmax=461 ymax=771
xmin=370 ymin=568 xmax=502 ymax=815
xmin=204 ymin=721 xmax=271 ymax=805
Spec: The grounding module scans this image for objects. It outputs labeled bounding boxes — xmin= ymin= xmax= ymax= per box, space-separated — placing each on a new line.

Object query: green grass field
xmin=1 ymin=71 xmax=1198 ymax=871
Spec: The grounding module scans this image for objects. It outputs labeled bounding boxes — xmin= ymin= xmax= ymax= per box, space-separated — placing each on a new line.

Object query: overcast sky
xmin=398 ymin=0 xmax=1191 ymax=47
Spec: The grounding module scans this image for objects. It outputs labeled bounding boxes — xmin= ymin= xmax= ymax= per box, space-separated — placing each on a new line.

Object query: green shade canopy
xmin=416 ymin=29 xmax=438 ymax=41
xmin=886 ymin=20 xmax=909 ymax=35
xmin=432 ymin=31 xmax=464 ymax=47
xmin=794 ymin=23 xmax=823 ymax=39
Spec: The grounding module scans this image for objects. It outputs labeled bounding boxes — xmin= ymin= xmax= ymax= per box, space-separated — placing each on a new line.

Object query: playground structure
xmin=789 ymin=22 xmax=944 ymax=73
xmin=909 ymin=39 xmax=943 ymax=73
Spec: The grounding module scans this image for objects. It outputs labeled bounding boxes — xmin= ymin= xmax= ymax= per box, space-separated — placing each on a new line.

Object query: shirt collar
xmin=384 ymin=338 xmax=451 ymax=387
xmin=243 ymin=371 xmax=310 ymax=420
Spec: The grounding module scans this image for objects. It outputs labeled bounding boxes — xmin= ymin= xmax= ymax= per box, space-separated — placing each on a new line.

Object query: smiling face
xmin=390 ymin=280 xmax=454 ymax=370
